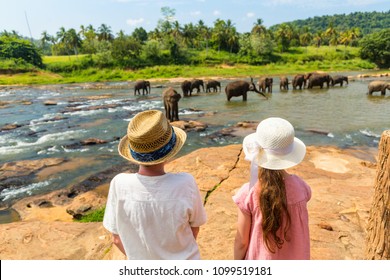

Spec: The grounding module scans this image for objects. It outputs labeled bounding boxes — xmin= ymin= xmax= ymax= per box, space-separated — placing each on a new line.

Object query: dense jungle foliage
xmin=0 ymin=9 xmax=389 ymax=77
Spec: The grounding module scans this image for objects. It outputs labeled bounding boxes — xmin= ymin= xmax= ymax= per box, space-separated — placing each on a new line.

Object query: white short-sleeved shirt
xmin=103 ymin=172 xmax=207 ymax=260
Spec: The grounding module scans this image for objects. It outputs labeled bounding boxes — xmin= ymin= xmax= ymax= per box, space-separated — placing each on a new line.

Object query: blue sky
xmin=1 ymin=0 xmax=388 ymax=39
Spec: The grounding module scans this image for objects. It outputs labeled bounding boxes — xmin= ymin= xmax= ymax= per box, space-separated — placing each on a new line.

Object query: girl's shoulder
xmin=286 ymin=174 xmax=312 ymax=201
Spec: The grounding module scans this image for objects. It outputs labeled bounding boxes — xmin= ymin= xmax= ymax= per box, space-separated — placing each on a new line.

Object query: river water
xmin=0 ymin=71 xmax=389 ymax=214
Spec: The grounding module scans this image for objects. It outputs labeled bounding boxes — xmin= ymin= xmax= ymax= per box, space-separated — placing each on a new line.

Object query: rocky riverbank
xmin=0 ymin=142 xmax=378 ymax=260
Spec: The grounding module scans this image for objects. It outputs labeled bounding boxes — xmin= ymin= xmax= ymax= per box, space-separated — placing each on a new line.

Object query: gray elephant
xmin=280 ymin=76 xmax=289 ymax=90
xmin=307 ymin=73 xmax=331 ymax=89
xmin=134 ymin=80 xmax=151 ymax=95
xmin=205 ymin=79 xmax=221 ymax=92
xmin=162 ymin=87 xmax=181 ymax=121
xmin=292 ymin=74 xmax=306 ymax=90
xmin=190 ymin=79 xmax=204 ymax=94
xmin=258 ymin=77 xmax=273 ymax=93
xmin=331 ymin=75 xmax=348 ymax=87
xmin=181 ymin=80 xmax=192 ymax=97
xmin=225 ymin=78 xmax=267 ymax=101
xmin=367 ymin=80 xmax=390 ymax=95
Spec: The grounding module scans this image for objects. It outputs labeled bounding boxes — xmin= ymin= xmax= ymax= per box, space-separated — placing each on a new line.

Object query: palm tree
xmin=225 ymin=19 xmax=238 ymax=53
xmin=325 ymin=21 xmax=338 ymax=47
xmin=171 ymin=21 xmax=182 ymax=43
xmin=40 ymin=31 xmax=52 ymax=49
xmin=300 ymin=27 xmax=313 ymax=52
xmin=97 ymin=24 xmax=114 ymax=41
xmin=314 ymin=31 xmax=323 ymax=48
xmin=275 ymin=23 xmax=293 ymax=52
xmin=66 ymin=28 xmax=82 ymax=55
xmin=251 ymin=18 xmax=267 ymax=36
xmin=56 ymin=27 xmax=67 ymax=44
xmin=196 ymin=20 xmax=211 ymax=52
xmin=212 ymin=18 xmax=226 ymax=52
xmin=182 ymin=23 xmax=196 ymax=48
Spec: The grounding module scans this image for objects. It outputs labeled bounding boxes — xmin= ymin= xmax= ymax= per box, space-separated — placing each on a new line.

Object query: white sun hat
xmin=243 ymin=117 xmax=306 ymax=187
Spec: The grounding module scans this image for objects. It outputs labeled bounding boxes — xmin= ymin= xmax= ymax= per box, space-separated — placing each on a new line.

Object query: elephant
xmin=190 ymin=79 xmax=204 ymax=94
xmin=279 ymin=76 xmax=289 ymax=90
xmin=205 ymin=79 xmax=221 ymax=92
xmin=162 ymin=87 xmax=181 ymax=122
xmin=292 ymin=74 xmax=306 ymax=90
xmin=181 ymin=80 xmax=192 ymax=97
xmin=307 ymin=73 xmax=331 ymax=89
xmin=367 ymin=80 xmax=390 ymax=95
xmin=331 ymin=75 xmax=349 ymax=87
xmin=134 ymin=80 xmax=150 ymax=95
xmin=225 ymin=78 xmax=267 ymax=101
xmin=258 ymin=77 xmax=273 ymax=93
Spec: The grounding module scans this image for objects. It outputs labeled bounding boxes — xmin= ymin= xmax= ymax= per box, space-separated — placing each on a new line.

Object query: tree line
xmin=0 ymin=8 xmax=389 ymax=70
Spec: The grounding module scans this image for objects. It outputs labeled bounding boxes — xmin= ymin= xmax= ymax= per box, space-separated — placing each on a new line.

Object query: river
xmin=0 ymin=71 xmax=389 ymax=214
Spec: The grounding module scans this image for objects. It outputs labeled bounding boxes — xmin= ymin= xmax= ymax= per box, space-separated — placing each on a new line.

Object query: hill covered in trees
xmin=1 ymin=8 xmax=389 ymax=78
xmin=270 ymin=10 xmax=390 ymax=35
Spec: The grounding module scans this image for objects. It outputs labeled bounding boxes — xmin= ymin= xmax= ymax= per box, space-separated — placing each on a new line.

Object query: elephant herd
xmin=134 ymin=74 xmax=390 ymax=122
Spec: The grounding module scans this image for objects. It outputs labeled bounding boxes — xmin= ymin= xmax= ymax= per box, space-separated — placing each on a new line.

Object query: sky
xmin=1 ymin=0 xmax=388 ymax=39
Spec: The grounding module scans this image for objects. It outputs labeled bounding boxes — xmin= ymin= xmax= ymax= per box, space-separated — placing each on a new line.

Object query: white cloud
xmin=126 ymin=18 xmax=145 ymax=26
xmin=246 ymin=12 xmax=255 ymax=18
xmin=191 ymin=11 xmax=202 ymax=16
xmin=213 ymin=10 xmax=221 ymax=16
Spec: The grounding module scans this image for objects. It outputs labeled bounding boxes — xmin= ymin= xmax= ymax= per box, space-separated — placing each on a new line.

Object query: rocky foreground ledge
xmin=0 ymin=144 xmax=378 ymax=260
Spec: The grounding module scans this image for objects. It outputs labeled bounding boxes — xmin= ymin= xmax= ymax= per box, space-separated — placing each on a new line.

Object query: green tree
xmin=142 ymin=39 xmax=163 ymax=64
xmin=196 ymin=20 xmax=211 ymax=52
xmin=212 ymin=18 xmax=227 ymax=52
xmin=251 ymin=18 xmax=267 ymax=36
xmin=157 ymin=6 xmax=176 ymax=34
xmin=225 ymin=19 xmax=239 ymax=53
xmin=275 ymin=23 xmax=293 ymax=52
xmin=0 ymin=35 xmax=43 ymax=67
xmin=132 ymin=27 xmax=148 ymax=43
xmin=40 ymin=31 xmax=52 ymax=55
xmin=66 ymin=28 xmax=82 ymax=55
xmin=111 ymin=36 xmax=142 ymax=67
xmin=360 ymin=29 xmax=390 ymax=68
xmin=97 ymin=24 xmax=114 ymax=41
xmin=300 ymin=27 xmax=313 ymax=52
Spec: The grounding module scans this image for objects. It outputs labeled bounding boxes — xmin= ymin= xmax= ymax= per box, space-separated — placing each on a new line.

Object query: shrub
xmin=0 ymin=36 xmax=43 ymax=68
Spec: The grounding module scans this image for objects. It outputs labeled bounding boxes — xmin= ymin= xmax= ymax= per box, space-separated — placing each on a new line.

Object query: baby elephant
xmin=368 ymin=80 xmax=390 ymax=95
xmin=331 ymin=75 xmax=348 ymax=87
xmin=280 ymin=76 xmax=289 ymax=90
xmin=205 ymin=79 xmax=221 ymax=92
xmin=162 ymin=87 xmax=181 ymax=122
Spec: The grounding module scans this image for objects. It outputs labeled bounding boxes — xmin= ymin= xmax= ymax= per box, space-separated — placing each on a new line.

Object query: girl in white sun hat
xmin=233 ymin=117 xmax=311 ymax=260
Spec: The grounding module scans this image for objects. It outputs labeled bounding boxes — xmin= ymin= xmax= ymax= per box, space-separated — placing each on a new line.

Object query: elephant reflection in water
xmin=162 ymin=87 xmax=181 ymax=122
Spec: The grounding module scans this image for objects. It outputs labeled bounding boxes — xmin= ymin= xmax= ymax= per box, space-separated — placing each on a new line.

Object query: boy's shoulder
xmin=168 ymin=172 xmax=195 ymax=181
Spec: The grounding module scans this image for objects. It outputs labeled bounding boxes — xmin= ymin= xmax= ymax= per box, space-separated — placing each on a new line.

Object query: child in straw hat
xmin=233 ymin=117 xmax=311 ymax=260
xmin=103 ymin=110 xmax=207 ymax=260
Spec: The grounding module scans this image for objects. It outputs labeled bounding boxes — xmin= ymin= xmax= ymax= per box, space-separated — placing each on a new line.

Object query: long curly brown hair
xmin=258 ymin=167 xmax=291 ymax=253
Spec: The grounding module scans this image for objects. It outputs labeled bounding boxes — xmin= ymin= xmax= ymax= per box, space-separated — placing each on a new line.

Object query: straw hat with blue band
xmin=118 ymin=110 xmax=187 ymax=165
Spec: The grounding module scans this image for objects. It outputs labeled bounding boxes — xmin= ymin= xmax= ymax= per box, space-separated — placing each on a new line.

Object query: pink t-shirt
xmin=233 ymin=174 xmax=311 ymax=260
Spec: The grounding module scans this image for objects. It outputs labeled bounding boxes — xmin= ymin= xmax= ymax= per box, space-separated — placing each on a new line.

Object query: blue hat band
xmin=130 ymin=128 xmax=177 ymax=162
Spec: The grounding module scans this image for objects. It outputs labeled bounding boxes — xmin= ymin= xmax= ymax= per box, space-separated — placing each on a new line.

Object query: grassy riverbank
xmin=0 ymin=46 xmax=381 ymax=86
